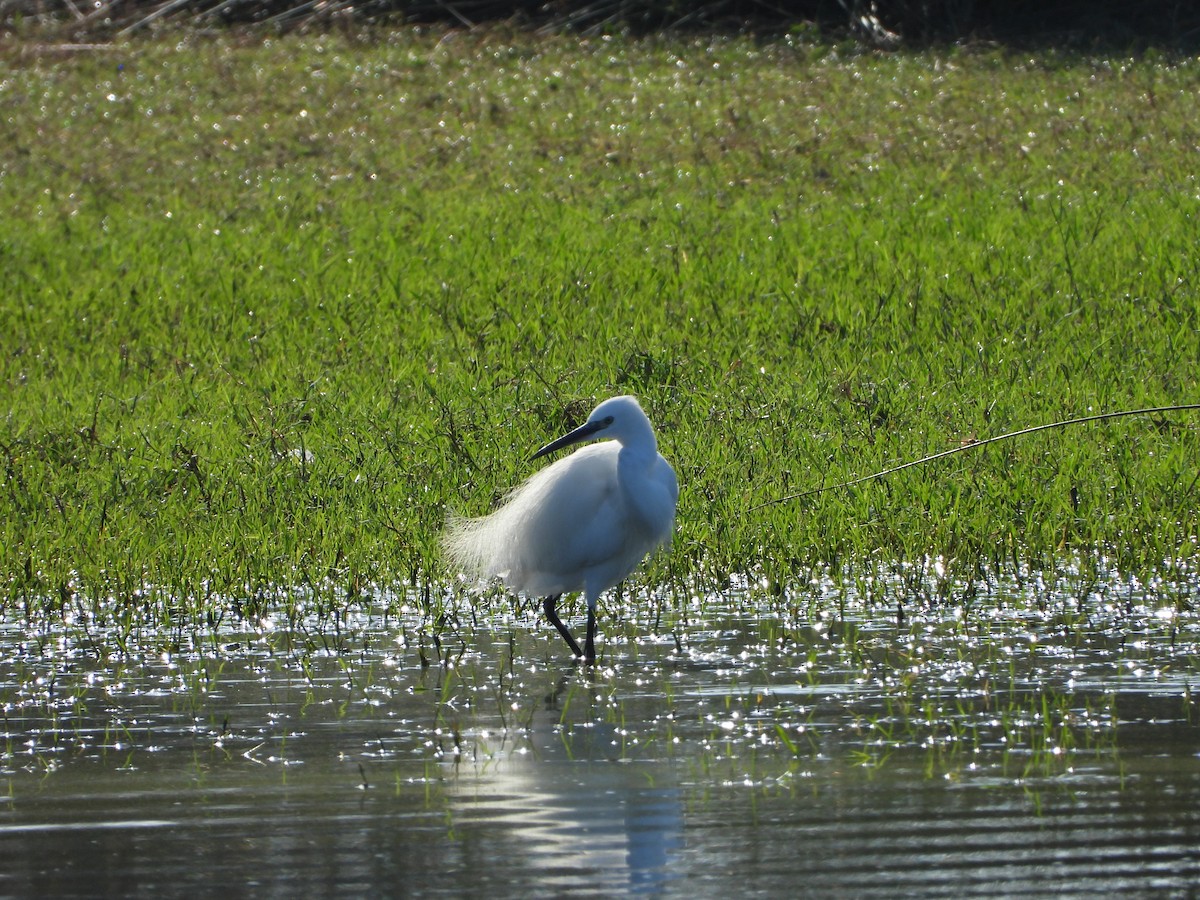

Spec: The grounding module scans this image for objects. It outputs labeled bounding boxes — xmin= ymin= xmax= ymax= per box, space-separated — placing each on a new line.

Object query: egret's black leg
xmin=543 ymin=595 xmax=582 ymax=658
xmin=583 ymin=606 xmax=597 ymax=663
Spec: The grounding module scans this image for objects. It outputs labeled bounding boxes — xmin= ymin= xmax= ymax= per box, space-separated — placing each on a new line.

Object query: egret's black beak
xmin=530 ymin=418 xmax=608 ymax=461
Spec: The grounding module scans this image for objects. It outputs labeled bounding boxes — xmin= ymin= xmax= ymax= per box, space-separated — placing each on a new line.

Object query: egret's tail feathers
xmin=441 ymin=512 xmax=499 ymax=580
xmin=442 ymin=468 xmax=562 ymax=585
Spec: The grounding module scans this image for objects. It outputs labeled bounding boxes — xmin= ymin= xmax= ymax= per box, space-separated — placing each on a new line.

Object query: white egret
xmin=443 ymin=395 xmax=678 ymax=662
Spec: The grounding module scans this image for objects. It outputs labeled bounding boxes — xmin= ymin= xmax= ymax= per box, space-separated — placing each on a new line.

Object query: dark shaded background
xmin=4 ymin=0 xmax=1199 ymax=47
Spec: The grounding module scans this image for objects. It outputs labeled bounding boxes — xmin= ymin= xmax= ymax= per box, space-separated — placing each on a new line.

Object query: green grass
xmin=2 ymin=32 xmax=1198 ymax=626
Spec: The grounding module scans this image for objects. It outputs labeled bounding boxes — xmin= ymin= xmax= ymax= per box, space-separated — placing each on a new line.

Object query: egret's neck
xmin=617 ymin=436 xmax=657 ymax=470
xmin=615 ymin=435 xmax=672 ymax=536
xmin=616 ymin=433 xmax=660 ymax=495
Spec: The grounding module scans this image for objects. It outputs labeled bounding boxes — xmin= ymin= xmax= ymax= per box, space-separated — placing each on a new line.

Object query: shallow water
xmin=3 ymin=569 xmax=1200 ymax=897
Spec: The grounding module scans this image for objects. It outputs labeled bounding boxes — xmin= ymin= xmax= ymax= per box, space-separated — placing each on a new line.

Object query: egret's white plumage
xmin=443 ymin=395 xmax=677 ymax=661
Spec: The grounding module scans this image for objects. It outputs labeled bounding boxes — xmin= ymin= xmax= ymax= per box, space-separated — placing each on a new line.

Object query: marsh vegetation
xmin=2 ymin=29 xmax=1199 ymax=892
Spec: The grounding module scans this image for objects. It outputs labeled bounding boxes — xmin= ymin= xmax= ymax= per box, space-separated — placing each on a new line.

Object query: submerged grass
xmin=1 ymin=31 xmax=1199 ymax=627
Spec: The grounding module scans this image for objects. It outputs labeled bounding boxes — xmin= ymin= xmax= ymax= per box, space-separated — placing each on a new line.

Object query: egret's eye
xmin=601 ymin=416 xmax=615 ymax=426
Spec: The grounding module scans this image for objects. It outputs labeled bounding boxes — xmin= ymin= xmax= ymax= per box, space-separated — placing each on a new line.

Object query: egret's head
xmin=531 ymin=395 xmax=653 ymax=461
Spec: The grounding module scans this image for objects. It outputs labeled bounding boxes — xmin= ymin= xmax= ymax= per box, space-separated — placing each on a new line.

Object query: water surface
xmin=3 ymin=567 xmax=1200 ymax=896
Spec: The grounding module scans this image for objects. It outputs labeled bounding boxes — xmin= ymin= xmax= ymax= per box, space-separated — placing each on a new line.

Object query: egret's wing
xmin=509 ymin=444 xmax=628 ymax=588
